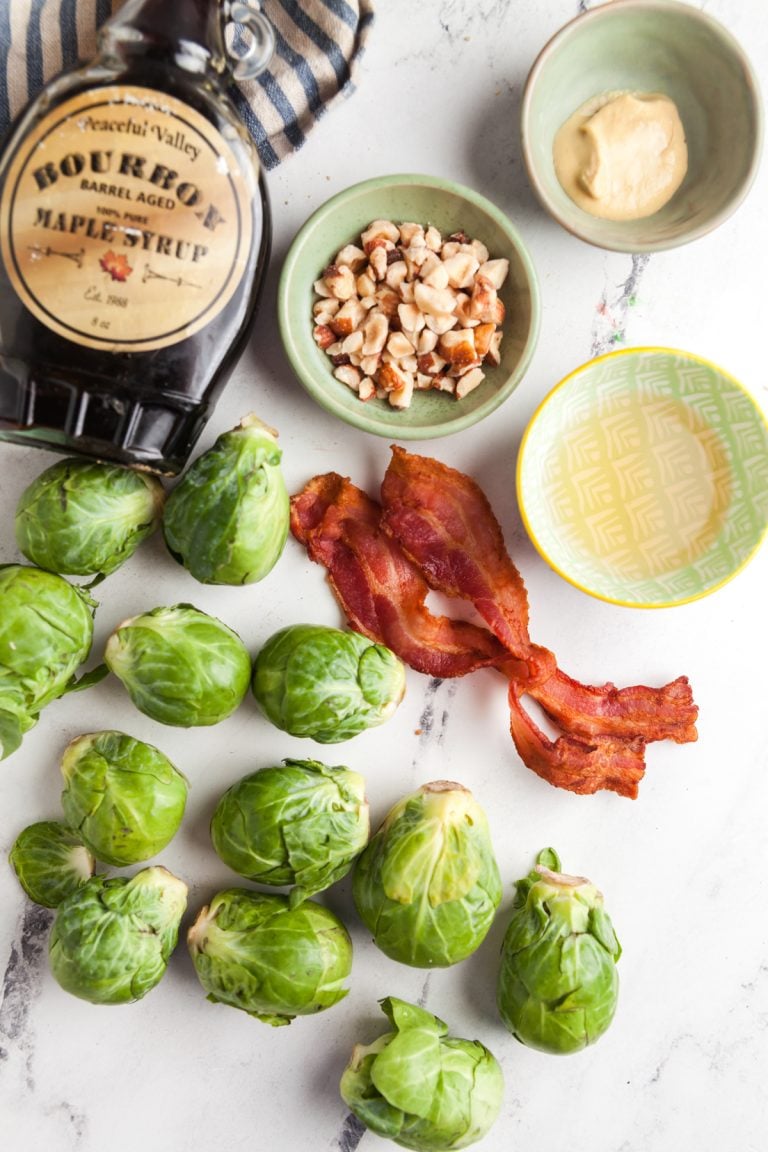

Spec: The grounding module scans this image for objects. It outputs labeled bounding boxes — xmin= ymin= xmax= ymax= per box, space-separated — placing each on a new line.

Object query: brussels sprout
xmin=187 ymin=888 xmax=352 ymax=1025
xmin=10 ymin=821 xmax=96 ymax=908
xmin=49 ymin=865 xmax=187 ymax=1004
xmin=496 ymin=848 xmax=621 ymax=1054
xmin=61 ymin=731 xmax=188 ymax=866
xmin=0 ymin=565 xmax=97 ymax=759
xmin=15 ymin=457 xmax=164 ymax=579
xmin=252 ymin=624 xmax=406 ymax=743
xmin=163 ymin=415 xmax=289 ymax=585
xmin=104 ymin=604 xmax=251 ymax=726
xmin=210 ymin=758 xmax=369 ymax=905
xmin=340 ymin=997 xmax=504 ymax=1151
xmin=352 ymin=782 xmax=501 ymax=968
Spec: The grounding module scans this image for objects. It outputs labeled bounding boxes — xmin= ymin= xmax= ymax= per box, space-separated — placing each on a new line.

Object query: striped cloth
xmin=0 ymin=0 xmax=374 ymax=169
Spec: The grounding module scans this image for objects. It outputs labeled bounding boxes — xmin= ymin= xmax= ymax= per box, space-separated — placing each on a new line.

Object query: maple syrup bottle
xmin=0 ymin=0 xmax=274 ymax=474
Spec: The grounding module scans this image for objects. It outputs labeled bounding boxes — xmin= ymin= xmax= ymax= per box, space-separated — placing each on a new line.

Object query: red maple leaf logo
xmin=99 ymin=250 xmax=133 ymax=282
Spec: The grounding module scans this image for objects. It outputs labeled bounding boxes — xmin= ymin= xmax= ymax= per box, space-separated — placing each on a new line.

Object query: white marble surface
xmin=1 ymin=2 xmax=767 ymax=1150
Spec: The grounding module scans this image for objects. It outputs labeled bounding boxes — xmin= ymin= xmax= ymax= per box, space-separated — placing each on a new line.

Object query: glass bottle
xmin=0 ymin=0 xmax=274 ymax=474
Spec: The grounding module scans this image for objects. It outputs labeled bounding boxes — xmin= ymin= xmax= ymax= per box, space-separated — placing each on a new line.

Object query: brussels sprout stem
xmin=532 ymin=866 xmax=604 ymax=934
xmin=535 ymin=865 xmax=591 ymax=889
xmin=420 ymin=782 xmax=476 ymax=828
xmin=422 ymin=780 xmax=468 ymax=794
xmin=238 ymin=413 xmax=279 ymax=438
xmin=187 ymin=903 xmax=214 ymax=952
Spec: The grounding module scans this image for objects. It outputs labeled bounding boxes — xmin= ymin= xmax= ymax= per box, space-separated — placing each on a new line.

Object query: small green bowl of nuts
xmin=278 ymin=174 xmax=540 ymax=439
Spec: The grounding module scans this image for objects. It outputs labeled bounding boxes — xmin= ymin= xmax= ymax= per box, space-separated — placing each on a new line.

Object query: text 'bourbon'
xmin=0 ymin=0 xmax=274 ymax=474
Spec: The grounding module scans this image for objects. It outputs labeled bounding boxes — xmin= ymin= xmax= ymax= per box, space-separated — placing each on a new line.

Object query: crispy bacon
xmin=290 ymin=449 xmax=698 ymax=799
xmin=531 ymin=669 xmax=698 ymax=744
xmin=381 ymin=447 xmax=698 ymax=746
xmin=290 ymin=473 xmax=508 ymax=677
xmin=507 ymin=684 xmax=648 ymax=799
xmin=381 ymin=445 xmax=550 ymax=679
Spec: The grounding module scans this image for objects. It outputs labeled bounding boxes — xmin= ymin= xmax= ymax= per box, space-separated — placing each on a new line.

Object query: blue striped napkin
xmin=0 ymin=0 xmax=374 ymax=169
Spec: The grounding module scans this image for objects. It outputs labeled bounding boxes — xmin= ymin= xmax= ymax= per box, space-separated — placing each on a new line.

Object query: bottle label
xmin=0 ymin=86 xmax=255 ymax=352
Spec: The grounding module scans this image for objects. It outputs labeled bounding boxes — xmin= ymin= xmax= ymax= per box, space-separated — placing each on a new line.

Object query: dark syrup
xmin=0 ymin=0 xmax=271 ymax=474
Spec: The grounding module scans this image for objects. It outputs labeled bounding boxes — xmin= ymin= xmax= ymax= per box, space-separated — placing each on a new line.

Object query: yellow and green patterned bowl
xmin=516 ymin=348 xmax=768 ymax=607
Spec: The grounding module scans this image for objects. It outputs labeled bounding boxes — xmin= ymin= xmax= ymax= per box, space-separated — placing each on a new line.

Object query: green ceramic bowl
xmin=517 ymin=348 xmax=768 ymax=607
xmin=521 ymin=0 xmax=763 ymax=252
xmin=278 ymin=174 xmax=540 ymax=438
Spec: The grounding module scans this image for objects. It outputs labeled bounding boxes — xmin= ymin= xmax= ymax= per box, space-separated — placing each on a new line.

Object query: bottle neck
xmin=98 ymin=0 xmax=229 ymax=79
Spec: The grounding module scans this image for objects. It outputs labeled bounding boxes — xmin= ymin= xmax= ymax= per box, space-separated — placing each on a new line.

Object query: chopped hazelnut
xmin=312 ymin=217 xmax=509 ymax=412
xmin=425 ymin=225 xmax=442 ymax=251
xmin=397 ymin=302 xmax=426 ymax=334
xmin=362 ymin=312 xmax=389 ymax=355
xmin=335 ymin=244 xmax=367 ymax=271
xmin=330 ymin=298 xmax=366 ymax=336
xmin=455 ymin=366 xmax=485 ymax=398
xmin=362 ymin=220 xmax=400 ymax=249
xmin=323 ymin=263 xmax=356 ymax=301
xmin=333 ymin=364 xmax=362 ymax=391
xmin=313 ymin=324 xmax=335 ymax=350
xmin=439 ymin=328 xmax=478 ymax=369
xmin=387 ymin=330 xmax=416 ymax=359
xmin=477 ymin=258 xmax=510 ymax=289
xmin=413 ymin=282 xmax=457 ymax=317
xmin=359 ymin=376 xmax=377 ymax=401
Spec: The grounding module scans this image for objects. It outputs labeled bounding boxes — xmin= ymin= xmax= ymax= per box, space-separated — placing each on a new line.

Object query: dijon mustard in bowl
xmin=520 ymin=0 xmax=762 ymax=253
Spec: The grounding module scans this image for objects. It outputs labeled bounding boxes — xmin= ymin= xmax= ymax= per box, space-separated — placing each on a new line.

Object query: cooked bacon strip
xmin=531 ymin=670 xmax=698 ymax=744
xmin=290 ymin=473 xmax=508 ymax=677
xmin=381 ymin=445 xmax=554 ymax=683
xmin=508 ymin=684 xmax=648 ymax=799
xmin=382 ymin=446 xmax=698 ymax=746
xmin=292 ymin=453 xmax=698 ymax=799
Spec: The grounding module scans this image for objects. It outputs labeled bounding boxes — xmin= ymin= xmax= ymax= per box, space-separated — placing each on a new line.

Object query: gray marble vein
xmin=1 ymin=905 xmax=90 ymax=1148
xmin=438 ymin=0 xmax=510 ymax=41
xmin=335 ymin=1112 xmax=367 ymax=1152
xmin=0 ymin=901 xmax=53 ymax=1087
xmin=44 ymin=1100 xmax=87 ymax=1146
xmin=590 ymin=254 xmax=650 ymax=357
xmin=414 ymin=677 xmax=458 ymax=763
xmin=417 ymin=973 xmax=432 ymax=1009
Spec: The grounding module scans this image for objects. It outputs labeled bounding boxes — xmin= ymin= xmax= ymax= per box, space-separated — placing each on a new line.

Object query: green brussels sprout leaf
xmin=380 ymin=804 xmax=482 ymax=906
xmin=341 ymin=996 xmax=504 ymax=1151
xmin=15 ymin=458 xmax=164 ymax=579
xmin=381 ymin=997 xmax=449 ymax=1036
xmin=252 ymin=624 xmax=405 ymax=743
xmin=105 ymin=604 xmax=251 ymax=727
xmin=49 ymin=866 xmax=187 ymax=1004
xmin=10 ymin=821 xmax=96 ymax=908
xmin=371 ymin=1025 xmax=441 ymax=1117
xmin=163 ymin=414 xmax=290 ymax=586
xmin=353 ymin=782 xmax=501 ymax=968
xmin=61 ymin=731 xmax=188 ymax=866
xmin=497 ymin=849 xmax=621 ymax=1054
xmin=187 ymin=888 xmax=352 ymax=1025
xmin=0 ymin=709 xmax=25 ymax=760
xmin=0 ymin=565 xmax=96 ymax=759
xmin=62 ymin=663 xmax=110 ymax=695
xmin=511 ymin=846 xmax=562 ymax=910
xmin=210 ymin=758 xmax=368 ymax=906
xmin=589 ymin=903 xmax=622 ymax=958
